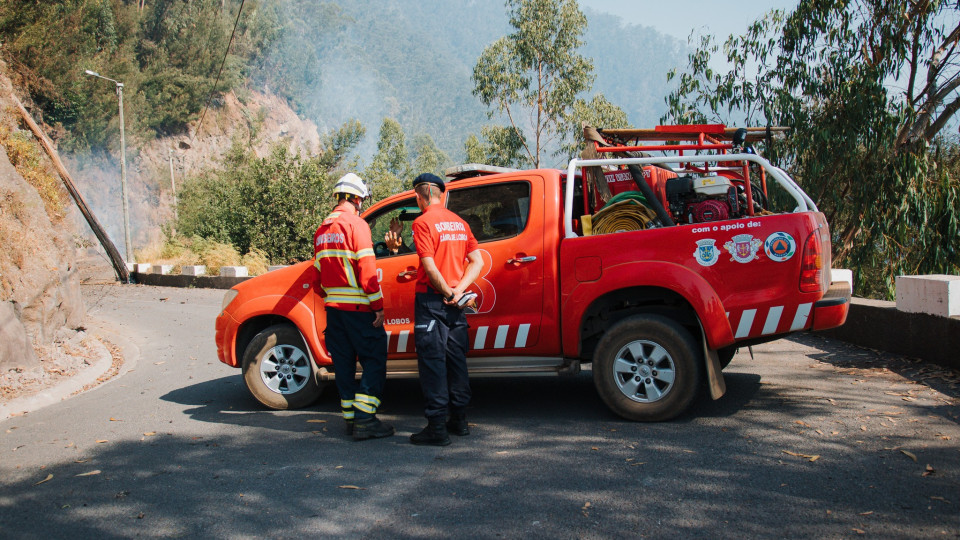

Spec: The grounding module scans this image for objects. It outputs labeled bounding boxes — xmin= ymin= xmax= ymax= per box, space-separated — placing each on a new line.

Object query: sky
xmin=580 ymin=0 xmax=800 ymax=43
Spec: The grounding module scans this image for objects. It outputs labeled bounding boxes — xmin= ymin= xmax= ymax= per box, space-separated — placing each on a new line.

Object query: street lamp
xmin=84 ymin=69 xmax=133 ymax=264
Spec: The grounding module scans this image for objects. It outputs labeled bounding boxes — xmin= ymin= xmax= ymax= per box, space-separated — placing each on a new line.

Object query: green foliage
xmin=662 ymin=0 xmax=960 ymax=299
xmin=463 ymin=125 xmax=528 ymax=168
xmin=559 ymin=93 xmax=629 ymax=160
xmin=0 ymin=0 xmax=270 ymax=149
xmin=176 ymin=132 xmax=357 ymax=264
xmin=411 ymin=133 xmax=450 ymax=177
xmin=472 ymin=0 xmax=594 ymax=167
xmin=0 ymin=127 xmax=67 ymax=221
xmin=363 ymin=119 xmax=451 ymax=200
xmin=363 ymin=118 xmax=407 ymax=201
xmin=318 ymin=119 xmax=366 ymax=171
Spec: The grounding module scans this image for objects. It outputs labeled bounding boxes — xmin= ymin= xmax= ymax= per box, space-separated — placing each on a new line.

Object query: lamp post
xmin=84 ymin=70 xmax=133 ymax=264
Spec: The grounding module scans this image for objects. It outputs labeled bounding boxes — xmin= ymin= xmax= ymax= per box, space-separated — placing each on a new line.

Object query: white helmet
xmin=333 ymin=173 xmax=369 ymax=199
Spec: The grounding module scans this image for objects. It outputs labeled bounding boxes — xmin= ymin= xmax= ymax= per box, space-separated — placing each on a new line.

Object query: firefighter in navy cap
xmin=314 ymin=173 xmax=394 ymax=440
xmin=409 ymin=173 xmax=484 ymax=446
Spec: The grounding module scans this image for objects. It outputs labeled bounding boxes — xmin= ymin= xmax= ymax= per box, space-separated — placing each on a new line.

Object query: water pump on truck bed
xmin=580 ymin=124 xmax=788 ymax=231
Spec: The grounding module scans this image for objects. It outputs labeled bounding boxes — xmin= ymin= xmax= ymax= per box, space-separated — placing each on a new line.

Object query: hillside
xmin=0 ymin=57 xmax=87 ymax=379
xmin=285 ymin=1 xmax=687 ymax=162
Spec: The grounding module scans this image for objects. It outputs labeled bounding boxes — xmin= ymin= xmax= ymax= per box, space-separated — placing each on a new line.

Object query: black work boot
xmin=410 ymin=418 xmax=451 ymax=446
xmin=352 ymin=416 xmax=395 ymax=441
xmin=446 ymin=411 xmax=469 ymax=436
xmin=344 ymin=420 xmax=354 ymax=436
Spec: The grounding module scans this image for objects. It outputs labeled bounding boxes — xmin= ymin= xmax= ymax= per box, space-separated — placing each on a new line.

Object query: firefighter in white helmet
xmin=314 ymin=173 xmax=394 ymax=440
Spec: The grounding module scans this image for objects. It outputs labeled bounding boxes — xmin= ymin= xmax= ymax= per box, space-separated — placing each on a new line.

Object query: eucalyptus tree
xmin=472 ymin=0 xmax=595 ymax=168
xmin=663 ymin=0 xmax=960 ymax=299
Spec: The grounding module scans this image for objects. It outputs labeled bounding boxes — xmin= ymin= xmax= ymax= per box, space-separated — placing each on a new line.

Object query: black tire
xmin=592 ymin=315 xmax=701 ymax=422
xmin=242 ymin=324 xmax=321 ymax=409
xmin=717 ymin=346 xmax=738 ymax=369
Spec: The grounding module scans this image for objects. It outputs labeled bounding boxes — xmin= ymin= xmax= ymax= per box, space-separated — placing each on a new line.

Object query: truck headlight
xmin=221 ymin=289 xmax=239 ymax=311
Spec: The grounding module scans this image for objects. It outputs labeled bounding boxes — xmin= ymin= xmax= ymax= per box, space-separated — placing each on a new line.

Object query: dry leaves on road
xmin=76 ymin=470 xmax=101 ymax=477
xmin=783 ymin=450 xmax=820 ymax=462
xmin=34 ymin=473 xmax=53 ymax=485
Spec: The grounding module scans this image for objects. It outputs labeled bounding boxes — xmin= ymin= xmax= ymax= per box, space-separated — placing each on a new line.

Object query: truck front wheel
xmin=592 ymin=315 xmax=701 ymax=422
xmin=242 ymin=324 xmax=322 ymax=410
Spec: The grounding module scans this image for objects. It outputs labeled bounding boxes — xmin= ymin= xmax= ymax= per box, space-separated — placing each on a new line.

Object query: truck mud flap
xmin=699 ymin=320 xmax=726 ymax=400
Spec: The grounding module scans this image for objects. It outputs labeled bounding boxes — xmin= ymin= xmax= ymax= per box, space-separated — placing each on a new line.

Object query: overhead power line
xmin=193 ymin=0 xmax=246 ymax=141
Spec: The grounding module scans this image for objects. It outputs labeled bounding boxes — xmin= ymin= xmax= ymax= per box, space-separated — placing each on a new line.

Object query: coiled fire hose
xmin=589 ymin=192 xmax=658 ymax=235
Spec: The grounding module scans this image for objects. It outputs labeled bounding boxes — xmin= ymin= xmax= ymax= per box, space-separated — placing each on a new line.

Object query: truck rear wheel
xmin=592 ymin=315 xmax=701 ymax=421
xmin=242 ymin=324 xmax=322 ymax=410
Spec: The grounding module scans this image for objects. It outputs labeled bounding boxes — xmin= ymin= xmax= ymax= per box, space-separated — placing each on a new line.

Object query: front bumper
xmin=215 ymin=311 xmax=239 ymax=367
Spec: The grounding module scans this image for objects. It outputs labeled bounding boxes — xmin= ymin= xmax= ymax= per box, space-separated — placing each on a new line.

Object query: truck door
xmin=446 ymin=179 xmax=545 ymax=355
xmin=365 ymin=197 xmax=420 ymax=359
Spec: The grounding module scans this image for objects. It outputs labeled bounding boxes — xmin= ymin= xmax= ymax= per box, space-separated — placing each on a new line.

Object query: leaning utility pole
xmin=12 ymin=94 xmax=131 ymax=284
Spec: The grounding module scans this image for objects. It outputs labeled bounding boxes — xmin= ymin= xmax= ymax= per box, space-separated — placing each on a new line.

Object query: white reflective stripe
xmin=357 ymin=248 xmax=374 ymax=258
xmin=474 ymin=326 xmax=488 ymax=349
xmin=515 ymin=324 xmax=530 ymax=348
xmin=494 ymin=325 xmax=509 ymax=349
xmin=367 ymin=289 xmax=383 ymax=302
xmin=762 ymin=306 xmax=784 ymax=335
xmin=427 ymin=320 xmax=435 ymax=332
xmin=736 ymin=309 xmax=757 ymax=339
xmin=397 ymin=330 xmax=409 ymax=352
xmin=790 ymin=303 xmax=812 ymax=330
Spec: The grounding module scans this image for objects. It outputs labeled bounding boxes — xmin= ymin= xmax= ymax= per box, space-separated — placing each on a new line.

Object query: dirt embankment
xmin=0 ymin=58 xmax=320 ymax=403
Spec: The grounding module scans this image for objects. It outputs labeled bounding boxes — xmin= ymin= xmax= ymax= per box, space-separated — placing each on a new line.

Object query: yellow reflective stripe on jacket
xmin=316 ymin=249 xmax=362 ymax=260
xmin=325 ymin=296 xmax=370 ymax=305
xmin=356 ymin=247 xmax=374 ymax=258
xmin=367 ymin=290 xmax=382 ymax=303
xmin=342 ymin=258 xmax=358 ymax=288
xmin=323 ymin=286 xmax=372 ymax=305
xmin=324 ymin=286 xmax=367 ymax=296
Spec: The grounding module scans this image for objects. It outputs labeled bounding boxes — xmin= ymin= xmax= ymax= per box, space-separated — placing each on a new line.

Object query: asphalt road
xmin=0 ymin=282 xmax=957 ymax=539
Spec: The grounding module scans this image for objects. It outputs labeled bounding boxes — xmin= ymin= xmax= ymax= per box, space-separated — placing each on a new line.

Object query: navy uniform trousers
xmin=413 ymin=292 xmax=471 ymax=420
xmin=324 ymin=307 xmax=387 ymax=420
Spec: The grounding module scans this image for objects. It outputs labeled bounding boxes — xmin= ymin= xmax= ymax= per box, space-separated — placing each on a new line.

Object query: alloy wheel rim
xmin=611 ymin=339 xmax=676 ymax=403
xmin=259 ymin=344 xmax=310 ymax=395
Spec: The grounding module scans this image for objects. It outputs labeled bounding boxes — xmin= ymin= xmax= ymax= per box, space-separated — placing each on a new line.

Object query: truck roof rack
xmin=588 ymin=124 xmax=788 ymax=155
xmin=444 ymin=163 xmax=520 ymax=180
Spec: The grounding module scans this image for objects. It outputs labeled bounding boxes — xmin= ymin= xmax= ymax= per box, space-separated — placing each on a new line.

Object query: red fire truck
xmin=215 ymin=125 xmax=851 ymax=421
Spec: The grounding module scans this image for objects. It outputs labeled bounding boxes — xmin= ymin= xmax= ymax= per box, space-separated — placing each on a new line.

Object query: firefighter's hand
xmin=444 ymin=290 xmax=461 ymax=306
xmin=373 ymin=309 xmax=384 ymax=328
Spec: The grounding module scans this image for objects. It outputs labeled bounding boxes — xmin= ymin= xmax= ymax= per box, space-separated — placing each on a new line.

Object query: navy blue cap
xmin=412 ymin=173 xmax=445 ymax=193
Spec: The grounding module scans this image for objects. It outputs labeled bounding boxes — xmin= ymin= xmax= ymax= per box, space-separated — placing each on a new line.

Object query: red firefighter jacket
xmin=313 ymin=201 xmax=384 ymax=312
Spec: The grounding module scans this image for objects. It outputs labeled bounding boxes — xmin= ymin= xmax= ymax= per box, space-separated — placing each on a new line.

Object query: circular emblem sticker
xmin=764 ymin=232 xmax=796 ymax=262
xmin=693 ymin=239 xmax=718 ymax=267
